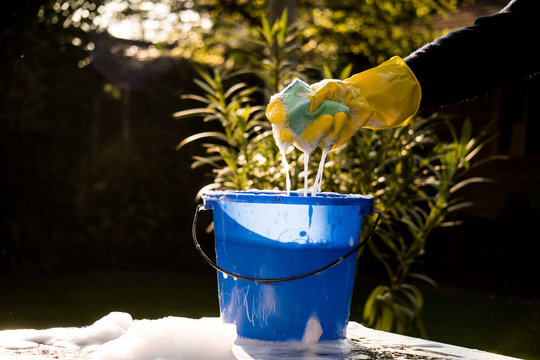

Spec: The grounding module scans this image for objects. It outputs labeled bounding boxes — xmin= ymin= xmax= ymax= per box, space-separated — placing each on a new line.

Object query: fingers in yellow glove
xmin=294 ymin=114 xmax=333 ymax=153
xmin=319 ymin=111 xmax=347 ymax=149
xmin=295 ymin=111 xmax=353 ymax=152
xmin=273 ymin=125 xmax=295 ymax=145
xmin=266 ymin=97 xmax=287 ymax=125
xmin=267 ymin=96 xmax=295 ymax=151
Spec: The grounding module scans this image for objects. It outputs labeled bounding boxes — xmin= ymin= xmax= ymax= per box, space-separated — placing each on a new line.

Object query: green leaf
xmin=322 ymin=65 xmax=333 ymax=79
xmin=400 ymin=285 xmax=423 ymax=311
xmin=176 ymin=132 xmax=230 ymax=150
xmin=460 ymin=119 xmax=472 ymax=153
xmin=180 ymin=94 xmax=213 ymax=105
xmin=363 ymin=285 xmax=388 ymax=321
xmin=276 ymin=17 xmax=286 ymax=46
xmin=408 ymin=273 xmax=436 ymax=286
xmin=193 ymin=78 xmax=218 ymax=97
xmin=449 ymin=177 xmax=494 ymax=194
xmin=172 ymin=108 xmax=215 ymax=119
xmin=191 ymin=155 xmax=222 ymax=169
xmin=223 ymin=82 xmax=248 ymax=99
xmin=339 ymin=64 xmax=353 ymax=80
xmin=444 ymin=118 xmax=459 ymax=144
xmin=377 ymin=304 xmax=394 ymax=332
xmin=196 ymin=70 xmax=218 ymax=90
xmin=260 ymin=16 xmax=271 ymax=42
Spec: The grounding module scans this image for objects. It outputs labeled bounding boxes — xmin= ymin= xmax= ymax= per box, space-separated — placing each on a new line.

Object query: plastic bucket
xmin=195 ymin=190 xmax=376 ymax=342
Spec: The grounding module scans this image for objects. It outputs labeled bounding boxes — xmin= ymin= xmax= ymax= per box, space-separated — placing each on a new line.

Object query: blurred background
xmin=1 ymin=0 xmax=538 ymax=359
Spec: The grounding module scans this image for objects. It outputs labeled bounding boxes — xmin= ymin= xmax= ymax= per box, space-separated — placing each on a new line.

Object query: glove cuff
xmin=396 ymin=55 xmax=422 ymax=119
xmin=348 ymin=56 xmax=422 ymax=130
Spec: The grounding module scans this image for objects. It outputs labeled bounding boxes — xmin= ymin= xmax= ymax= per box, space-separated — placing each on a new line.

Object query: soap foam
xmin=278 ymin=144 xmax=292 ymax=196
xmin=311 ymin=147 xmax=330 ymax=197
xmin=93 ymin=317 xmax=237 ymax=360
xmin=303 ymin=151 xmax=309 ymax=196
xmin=1 ymin=312 xmax=385 ymax=360
xmin=302 ymin=314 xmax=323 ymax=344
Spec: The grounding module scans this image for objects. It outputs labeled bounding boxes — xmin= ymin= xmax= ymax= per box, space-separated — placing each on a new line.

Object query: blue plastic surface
xmin=202 ymin=190 xmax=374 ymax=341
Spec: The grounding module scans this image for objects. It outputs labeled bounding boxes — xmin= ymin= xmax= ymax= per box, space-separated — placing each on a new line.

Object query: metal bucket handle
xmin=192 ymin=204 xmax=382 ymax=283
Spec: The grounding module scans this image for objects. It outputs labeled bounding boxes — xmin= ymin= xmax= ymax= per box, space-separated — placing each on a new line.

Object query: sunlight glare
xmin=107 ymin=18 xmax=143 ymax=40
xmin=91 ymin=0 xmax=213 ymax=43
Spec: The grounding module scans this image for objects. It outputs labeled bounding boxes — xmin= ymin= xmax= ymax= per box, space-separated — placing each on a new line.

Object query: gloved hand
xmin=308 ymin=56 xmax=421 ymax=149
xmin=266 ymin=78 xmax=350 ymax=154
xmin=266 ymin=56 xmax=421 ymax=152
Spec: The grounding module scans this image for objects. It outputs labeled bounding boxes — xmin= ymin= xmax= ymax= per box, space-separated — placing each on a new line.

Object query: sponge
xmin=266 ymin=78 xmax=349 ymax=152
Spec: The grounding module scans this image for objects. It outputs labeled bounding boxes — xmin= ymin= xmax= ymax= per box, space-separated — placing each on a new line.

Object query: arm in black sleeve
xmin=404 ymin=0 xmax=540 ymax=110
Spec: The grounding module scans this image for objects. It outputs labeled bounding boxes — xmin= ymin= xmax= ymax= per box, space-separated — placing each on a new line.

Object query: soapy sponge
xmin=266 ymin=78 xmax=349 ymax=153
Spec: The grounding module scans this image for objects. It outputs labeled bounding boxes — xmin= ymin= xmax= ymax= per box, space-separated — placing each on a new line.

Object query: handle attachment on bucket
xmin=192 ymin=204 xmax=381 ymax=283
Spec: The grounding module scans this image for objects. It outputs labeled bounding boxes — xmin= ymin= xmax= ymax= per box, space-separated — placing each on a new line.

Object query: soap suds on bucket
xmin=302 ymin=315 xmax=323 ymax=344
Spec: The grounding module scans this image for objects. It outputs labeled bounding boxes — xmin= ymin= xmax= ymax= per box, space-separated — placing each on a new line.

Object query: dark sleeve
xmin=404 ymin=0 xmax=540 ymax=110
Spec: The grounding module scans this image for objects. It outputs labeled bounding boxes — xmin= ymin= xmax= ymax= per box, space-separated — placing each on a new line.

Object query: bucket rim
xmin=202 ymin=189 xmax=374 ymax=211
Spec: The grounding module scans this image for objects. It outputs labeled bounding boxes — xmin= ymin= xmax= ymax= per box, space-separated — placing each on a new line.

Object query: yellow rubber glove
xmin=308 ymin=56 xmax=421 ymax=149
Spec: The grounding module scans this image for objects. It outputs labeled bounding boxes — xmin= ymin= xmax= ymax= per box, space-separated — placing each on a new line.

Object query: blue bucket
xmin=195 ymin=190 xmax=377 ymax=342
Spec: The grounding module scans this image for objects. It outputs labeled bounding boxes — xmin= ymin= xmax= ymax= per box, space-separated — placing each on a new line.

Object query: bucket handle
xmin=192 ymin=204 xmax=381 ymax=283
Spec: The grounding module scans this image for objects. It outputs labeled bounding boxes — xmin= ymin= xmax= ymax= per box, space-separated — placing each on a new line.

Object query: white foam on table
xmin=93 ymin=316 xmax=237 ymax=360
xmin=0 ymin=312 xmax=521 ymax=360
